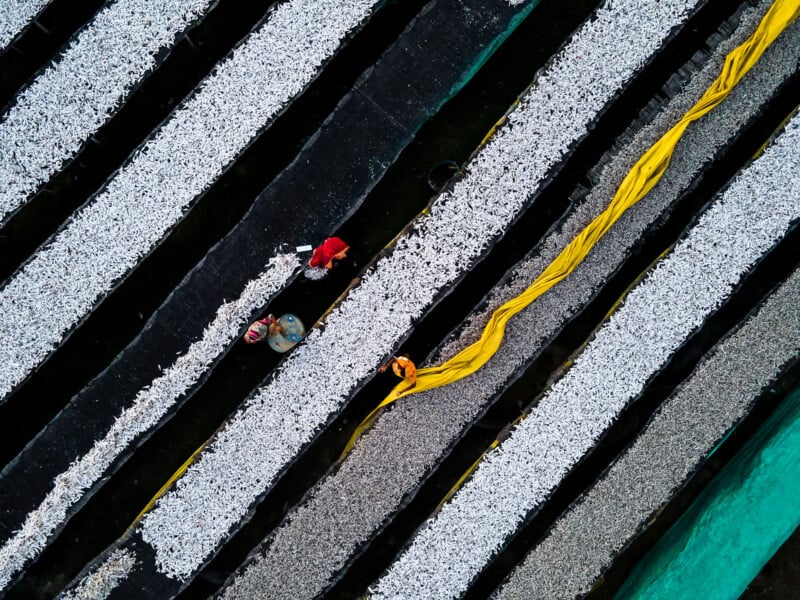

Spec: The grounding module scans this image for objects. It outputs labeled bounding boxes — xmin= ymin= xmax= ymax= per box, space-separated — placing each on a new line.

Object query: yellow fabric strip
xmin=341 ymin=0 xmax=800 ymax=458
xmin=436 ymin=440 xmax=500 ymax=511
xmin=438 ymin=243 xmax=676 ymax=505
xmin=128 ymin=436 xmax=212 ymax=530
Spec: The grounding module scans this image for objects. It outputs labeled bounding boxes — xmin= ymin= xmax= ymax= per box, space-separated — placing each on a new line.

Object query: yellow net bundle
xmin=342 ymin=0 xmax=800 ymax=457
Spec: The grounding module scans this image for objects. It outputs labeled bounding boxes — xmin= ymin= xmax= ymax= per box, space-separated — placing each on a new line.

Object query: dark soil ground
xmin=741 ymin=525 xmax=800 ymax=599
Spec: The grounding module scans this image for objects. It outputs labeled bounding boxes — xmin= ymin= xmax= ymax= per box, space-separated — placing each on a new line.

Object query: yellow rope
xmin=127 ymin=436 xmax=212 ymax=530
xmin=436 ymin=440 xmax=500 ymax=511
xmin=341 ymin=0 xmax=800 ymax=459
xmin=437 ymin=242 xmax=675 ymax=504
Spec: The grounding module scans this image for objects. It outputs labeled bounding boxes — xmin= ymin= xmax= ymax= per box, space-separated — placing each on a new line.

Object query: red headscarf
xmin=309 ymin=237 xmax=349 ymax=268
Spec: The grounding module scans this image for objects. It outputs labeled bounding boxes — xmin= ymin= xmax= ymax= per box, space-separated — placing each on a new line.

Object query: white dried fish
xmin=0 ymin=254 xmax=298 ymax=591
xmin=371 ymin=113 xmax=800 ymax=600
xmin=0 ymin=0 xmax=52 ymax=51
xmin=59 ymin=548 xmax=136 ymax=600
xmin=0 ymin=0 xmax=381 ymax=400
xmin=136 ymin=0 xmax=705 ymax=581
xmin=0 ymin=0 xmax=216 ymax=220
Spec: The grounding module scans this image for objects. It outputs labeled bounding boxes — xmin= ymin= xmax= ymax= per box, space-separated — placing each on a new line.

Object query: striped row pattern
xmin=132 ymin=0 xmax=704 ymax=582
xmin=0 ymin=0 xmax=214 ymax=221
xmin=0 ymin=0 xmax=380 ymax=400
xmin=216 ymin=4 xmax=800 ymax=596
xmin=371 ymin=111 xmax=800 ymax=598
xmin=497 ymin=263 xmax=800 ymax=598
xmin=3 ymin=0 xmax=799 ymax=596
xmin=0 ymin=255 xmax=298 ymax=590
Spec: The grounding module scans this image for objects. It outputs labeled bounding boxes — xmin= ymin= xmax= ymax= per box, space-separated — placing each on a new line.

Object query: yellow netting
xmin=341 ymin=0 xmax=800 ymax=458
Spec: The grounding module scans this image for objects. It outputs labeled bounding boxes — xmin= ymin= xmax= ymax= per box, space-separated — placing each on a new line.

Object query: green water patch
xmin=616 ymin=383 xmax=800 ymax=600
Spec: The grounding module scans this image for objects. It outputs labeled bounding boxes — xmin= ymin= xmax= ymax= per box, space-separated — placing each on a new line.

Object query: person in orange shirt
xmin=379 ymin=355 xmax=417 ymax=385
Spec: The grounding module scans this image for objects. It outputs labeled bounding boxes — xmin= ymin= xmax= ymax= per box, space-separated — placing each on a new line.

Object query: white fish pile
xmin=132 ymin=0 xmax=703 ymax=581
xmin=496 ymin=266 xmax=800 ymax=599
xmin=59 ymin=548 xmax=137 ymax=600
xmin=0 ymin=0 xmax=381 ymax=400
xmin=370 ymin=112 xmax=800 ymax=599
xmin=0 ymin=0 xmax=216 ymax=221
xmin=0 ymin=254 xmax=299 ymax=591
xmin=0 ymin=0 xmax=52 ymax=50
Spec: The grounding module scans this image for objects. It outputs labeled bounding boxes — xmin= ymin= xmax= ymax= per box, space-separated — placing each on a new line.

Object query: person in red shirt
xmin=309 ymin=237 xmax=350 ymax=270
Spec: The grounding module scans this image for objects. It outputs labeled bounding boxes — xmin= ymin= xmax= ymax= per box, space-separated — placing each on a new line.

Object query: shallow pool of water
xmin=616 ymin=383 xmax=800 ymax=600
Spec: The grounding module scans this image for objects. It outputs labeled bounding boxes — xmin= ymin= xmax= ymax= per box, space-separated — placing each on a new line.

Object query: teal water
xmin=616 ymin=384 xmax=800 ymax=600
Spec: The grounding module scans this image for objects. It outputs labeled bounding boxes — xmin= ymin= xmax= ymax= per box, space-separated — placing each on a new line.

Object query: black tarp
xmin=0 ymin=0 xmax=540 ymax=592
